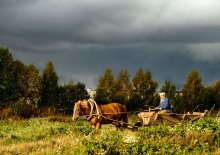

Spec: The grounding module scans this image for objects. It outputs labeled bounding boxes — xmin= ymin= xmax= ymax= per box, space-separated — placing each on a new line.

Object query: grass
xmin=0 ymin=118 xmax=76 ymax=154
xmin=0 ymin=115 xmax=219 ymax=155
xmin=0 ymin=116 xmax=134 ymax=154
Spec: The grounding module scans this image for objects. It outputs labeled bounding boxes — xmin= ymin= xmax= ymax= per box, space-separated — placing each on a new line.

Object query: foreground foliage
xmin=0 ymin=115 xmax=219 ymax=155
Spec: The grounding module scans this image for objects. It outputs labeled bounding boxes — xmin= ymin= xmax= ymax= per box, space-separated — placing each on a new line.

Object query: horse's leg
xmin=122 ymin=113 xmax=128 ymax=128
xmin=115 ymin=114 xmax=127 ymax=129
xmin=112 ymin=114 xmax=118 ymax=129
xmin=91 ymin=117 xmax=101 ymax=129
xmin=115 ymin=114 xmax=123 ymax=130
xmin=111 ymin=121 xmax=119 ymax=131
xmin=95 ymin=122 xmax=101 ymax=129
xmin=90 ymin=117 xmax=100 ymax=129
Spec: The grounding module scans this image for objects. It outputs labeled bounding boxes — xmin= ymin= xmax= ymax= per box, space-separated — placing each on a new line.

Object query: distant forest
xmin=0 ymin=47 xmax=219 ymax=116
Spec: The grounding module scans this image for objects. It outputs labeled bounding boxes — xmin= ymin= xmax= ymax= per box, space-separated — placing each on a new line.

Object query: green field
xmin=0 ymin=115 xmax=219 ymax=155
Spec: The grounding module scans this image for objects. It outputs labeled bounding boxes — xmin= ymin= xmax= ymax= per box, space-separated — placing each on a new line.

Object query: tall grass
xmin=0 ymin=115 xmax=219 ymax=155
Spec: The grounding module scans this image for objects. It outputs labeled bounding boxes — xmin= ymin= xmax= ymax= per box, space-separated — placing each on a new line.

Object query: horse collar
xmin=88 ymin=99 xmax=100 ymax=119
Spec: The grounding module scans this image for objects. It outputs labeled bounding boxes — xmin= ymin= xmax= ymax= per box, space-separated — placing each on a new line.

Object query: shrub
xmin=192 ymin=117 xmax=220 ymax=133
xmin=48 ymin=115 xmax=72 ymax=122
xmin=82 ymin=131 xmax=123 ymax=154
xmin=0 ymin=108 xmax=13 ymax=120
xmin=39 ymin=106 xmax=58 ymax=117
xmin=73 ymin=120 xmax=94 ymax=136
xmin=11 ymin=102 xmax=34 ymax=119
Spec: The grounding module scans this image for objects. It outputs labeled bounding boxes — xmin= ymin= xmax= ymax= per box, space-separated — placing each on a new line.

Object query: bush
xmin=192 ymin=117 xmax=220 ymax=133
xmin=0 ymin=108 xmax=13 ymax=120
xmin=82 ymin=131 xmax=123 ymax=154
xmin=11 ymin=102 xmax=34 ymax=119
xmin=39 ymin=106 xmax=58 ymax=117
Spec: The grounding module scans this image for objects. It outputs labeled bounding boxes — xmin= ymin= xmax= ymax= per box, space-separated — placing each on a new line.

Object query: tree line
xmin=0 ymin=48 xmax=89 ymax=114
xmin=95 ymin=67 xmax=219 ymax=112
xmin=0 ymin=48 xmax=219 ymax=115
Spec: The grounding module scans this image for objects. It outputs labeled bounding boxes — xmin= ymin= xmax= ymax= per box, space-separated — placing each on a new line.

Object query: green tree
xmin=0 ymin=48 xmax=17 ymax=107
xmin=114 ymin=69 xmax=132 ymax=106
xmin=40 ymin=61 xmax=58 ymax=107
xmin=95 ymin=68 xmax=115 ymax=103
xmin=173 ymin=92 xmax=182 ymax=113
xmin=130 ymin=68 xmax=158 ymax=110
xmin=209 ymin=80 xmax=220 ymax=109
xmin=12 ymin=60 xmax=27 ymax=101
xmin=74 ymin=82 xmax=90 ymax=100
xmin=58 ymin=81 xmax=89 ymax=114
xmin=203 ymin=86 xmax=216 ymax=111
xmin=181 ymin=69 xmax=205 ymax=112
xmin=160 ymin=80 xmax=176 ymax=100
xmin=19 ymin=64 xmax=42 ymax=106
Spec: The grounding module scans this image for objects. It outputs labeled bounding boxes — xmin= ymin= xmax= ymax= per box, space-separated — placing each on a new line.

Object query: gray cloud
xmin=186 ymin=43 xmax=220 ymax=62
xmin=1 ymin=0 xmax=220 ymax=88
xmin=1 ymin=0 xmax=220 ymax=44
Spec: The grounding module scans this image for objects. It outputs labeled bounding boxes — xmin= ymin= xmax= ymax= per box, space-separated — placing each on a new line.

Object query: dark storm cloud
xmin=1 ymin=0 xmax=220 ymax=45
xmin=1 ymin=0 xmax=220 ymax=88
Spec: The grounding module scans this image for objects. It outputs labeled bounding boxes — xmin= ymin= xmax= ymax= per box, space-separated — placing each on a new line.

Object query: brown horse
xmin=72 ymin=99 xmax=128 ymax=129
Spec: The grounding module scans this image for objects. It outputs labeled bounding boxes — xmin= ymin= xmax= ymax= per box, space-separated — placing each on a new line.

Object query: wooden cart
xmin=136 ymin=110 xmax=208 ymax=126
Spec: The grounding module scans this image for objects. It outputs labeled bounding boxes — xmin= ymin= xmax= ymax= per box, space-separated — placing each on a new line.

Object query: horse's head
xmin=72 ymin=100 xmax=82 ymax=121
xmin=72 ymin=100 xmax=91 ymax=121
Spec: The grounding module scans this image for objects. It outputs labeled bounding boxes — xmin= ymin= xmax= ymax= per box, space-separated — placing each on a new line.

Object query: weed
xmin=0 ymin=116 xmax=219 ymax=154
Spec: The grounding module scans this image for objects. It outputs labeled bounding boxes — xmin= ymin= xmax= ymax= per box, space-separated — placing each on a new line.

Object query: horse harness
xmin=87 ymin=99 xmax=101 ymax=121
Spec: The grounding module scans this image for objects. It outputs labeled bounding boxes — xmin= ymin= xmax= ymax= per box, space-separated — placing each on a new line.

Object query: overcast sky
xmin=1 ymin=0 xmax=220 ymax=89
